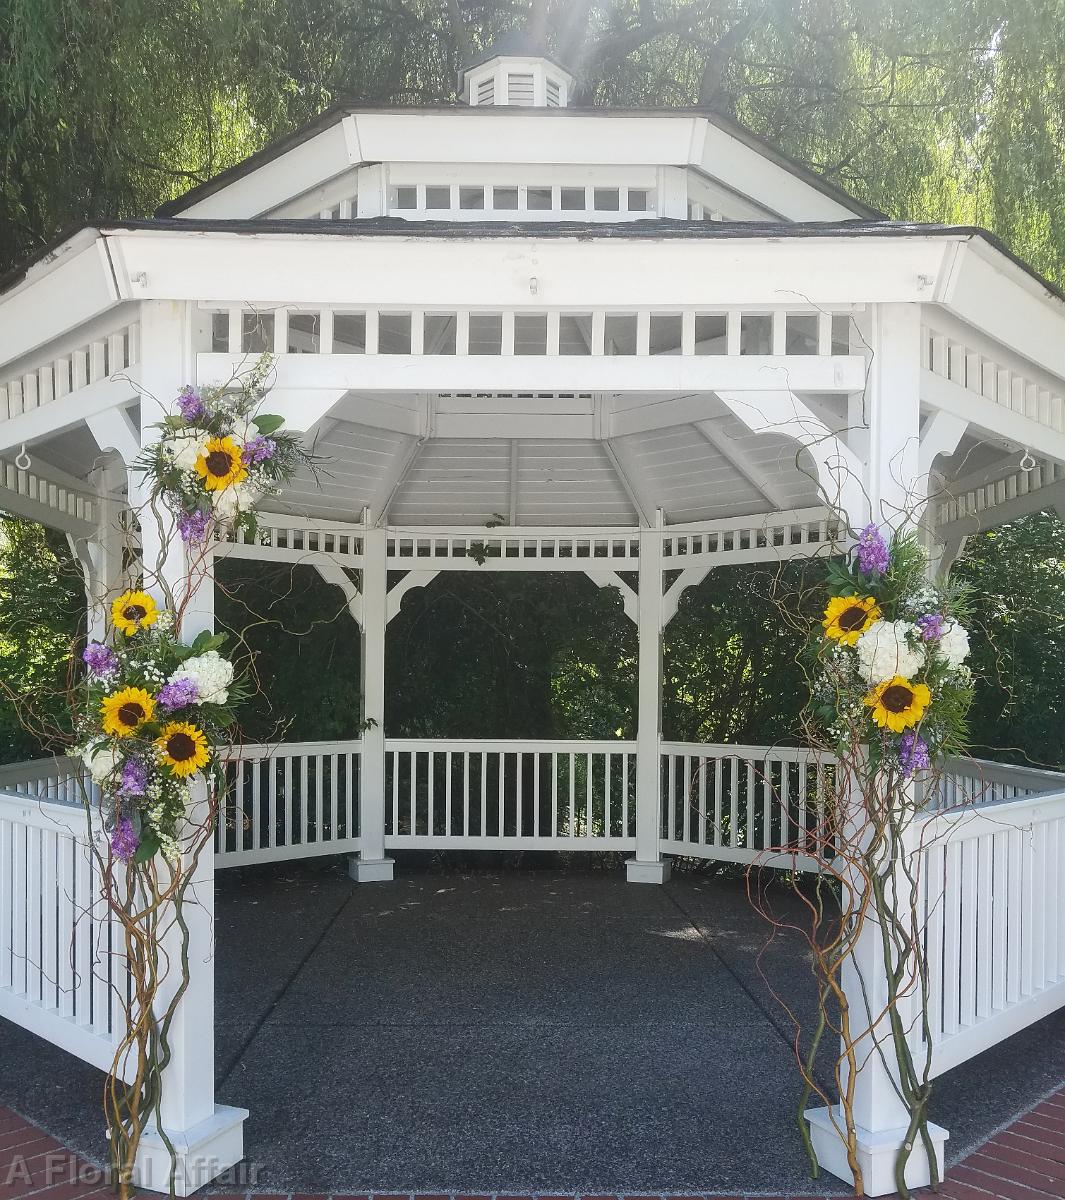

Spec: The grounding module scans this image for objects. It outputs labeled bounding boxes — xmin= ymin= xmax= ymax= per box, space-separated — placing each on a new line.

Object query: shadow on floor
xmin=1 ymin=857 xmax=1063 ymax=1193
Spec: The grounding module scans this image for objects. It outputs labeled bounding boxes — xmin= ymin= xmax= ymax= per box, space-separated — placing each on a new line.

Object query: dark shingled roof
xmin=462 ymin=31 xmax=571 ymax=75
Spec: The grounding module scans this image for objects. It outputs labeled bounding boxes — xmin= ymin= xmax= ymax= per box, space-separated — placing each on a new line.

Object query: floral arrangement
xmin=813 ymin=523 xmax=973 ymax=778
xmin=75 ymin=589 xmax=244 ymax=862
xmin=136 ymin=358 xmax=315 ymax=544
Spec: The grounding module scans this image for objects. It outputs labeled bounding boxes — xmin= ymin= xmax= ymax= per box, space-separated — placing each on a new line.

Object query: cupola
xmin=460 ymin=32 xmax=573 ymax=108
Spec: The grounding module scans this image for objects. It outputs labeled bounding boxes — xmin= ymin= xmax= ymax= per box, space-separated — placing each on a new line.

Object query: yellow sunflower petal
xmin=111 ymin=590 xmax=159 ymax=637
xmin=100 ymin=687 xmax=156 ymax=738
xmin=823 ymin=595 xmax=881 ymax=646
xmin=865 ymin=675 xmax=931 ymax=733
xmin=194 ymin=437 xmax=248 ymax=492
xmin=156 ymin=722 xmax=210 ymax=777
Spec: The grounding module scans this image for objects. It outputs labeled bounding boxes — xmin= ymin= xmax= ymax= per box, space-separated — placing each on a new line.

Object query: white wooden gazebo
xmin=3 ymin=43 xmax=1065 ymax=1197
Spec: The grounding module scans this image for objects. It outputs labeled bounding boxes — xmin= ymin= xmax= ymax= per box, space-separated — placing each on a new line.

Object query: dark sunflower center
xmin=838 ymin=604 xmax=869 ymax=632
xmin=205 ymin=450 xmax=233 ymax=477
xmin=123 ymin=604 xmax=146 ymax=622
xmin=167 ymin=732 xmax=197 ymax=761
xmin=881 ymin=684 xmax=914 ymax=714
xmin=118 ymin=702 xmax=145 ymax=726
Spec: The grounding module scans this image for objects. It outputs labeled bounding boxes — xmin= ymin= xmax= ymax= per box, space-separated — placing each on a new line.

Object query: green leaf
xmin=252 ymin=414 xmax=285 ymax=436
xmin=133 ymin=830 xmax=161 ymax=863
xmin=188 ymin=629 xmax=227 ymax=656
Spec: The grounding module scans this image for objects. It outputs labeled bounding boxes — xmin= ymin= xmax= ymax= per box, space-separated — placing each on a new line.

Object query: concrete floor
xmin=2 ymin=858 xmax=1065 ymax=1194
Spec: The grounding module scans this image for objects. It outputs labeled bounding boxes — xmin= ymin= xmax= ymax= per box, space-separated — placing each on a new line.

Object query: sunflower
xmin=156 ymin=722 xmax=210 ymax=777
xmin=101 ymin=687 xmax=156 ymax=737
xmin=111 ymin=590 xmax=159 ymax=637
xmin=823 ymin=594 xmax=881 ymax=646
xmin=195 ymin=437 xmax=248 ymax=492
xmin=865 ymin=675 xmax=932 ymax=733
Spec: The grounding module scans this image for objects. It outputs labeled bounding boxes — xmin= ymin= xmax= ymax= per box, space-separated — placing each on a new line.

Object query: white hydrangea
xmin=167 ymin=432 xmax=207 ymax=471
xmin=211 ymin=482 xmax=256 ymax=521
xmin=938 ymin=622 xmax=971 ymax=669
xmin=855 ymin=620 xmax=926 ymax=685
xmin=168 ymin=650 xmax=234 ymax=705
xmin=82 ymin=741 xmax=121 ymax=784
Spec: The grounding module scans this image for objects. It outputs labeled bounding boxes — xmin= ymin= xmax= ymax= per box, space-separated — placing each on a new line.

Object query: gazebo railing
xmin=217 ymin=739 xmax=363 ymax=866
xmin=659 ymin=742 xmax=836 ymax=870
xmin=0 ymin=786 xmax=133 ymax=1079
xmin=383 ymin=738 xmax=637 ymax=849
xmin=919 ymin=782 xmax=1065 ymax=1077
xmin=927 ymin=754 xmax=1065 ymax=811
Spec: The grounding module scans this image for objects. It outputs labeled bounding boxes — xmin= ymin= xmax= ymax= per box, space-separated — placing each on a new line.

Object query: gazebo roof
xmin=152 ymin=101 xmax=884 ymax=221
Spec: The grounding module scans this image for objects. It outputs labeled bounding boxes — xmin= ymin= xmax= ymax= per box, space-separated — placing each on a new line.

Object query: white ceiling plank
xmin=694 ymin=418 xmax=790 ymax=509
xmin=368 ymin=435 xmax=425 ymax=526
xmin=717 ymin=388 xmax=865 ymax=524
xmin=199 ymin=352 xmax=866 ymax=397
xmin=508 ymin=440 xmax=520 ymax=525
xmin=603 ymin=438 xmax=656 ymax=527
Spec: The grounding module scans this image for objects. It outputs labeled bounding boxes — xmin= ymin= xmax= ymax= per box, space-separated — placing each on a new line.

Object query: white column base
xmin=625 ymin=857 xmax=672 ymax=884
xmin=349 ymin=856 xmax=395 ymax=883
xmin=133 ymin=1103 xmax=248 ymax=1196
xmin=806 ymin=1106 xmax=948 ymax=1197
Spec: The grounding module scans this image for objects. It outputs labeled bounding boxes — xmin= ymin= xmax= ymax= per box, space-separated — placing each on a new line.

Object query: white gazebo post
xmin=627 ymin=510 xmax=669 ymax=884
xmin=350 ymin=522 xmax=393 ymax=881
xmin=806 ymin=303 xmax=948 ymax=1196
xmin=122 ymin=300 xmax=247 ymax=1195
xmin=75 ymin=457 xmax=128 ymax=644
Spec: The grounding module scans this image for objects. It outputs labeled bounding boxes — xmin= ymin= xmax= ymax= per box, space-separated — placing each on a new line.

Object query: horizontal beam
xmin=937 ymin=476 xmax=1065 ymax=540
xmin=922 ymin=367 xmax=1065 ymax=467
xmin=200 ymin=352 xmax=866 ymax=397
xmin=0 ymin=375 xmax=141 ymax=454
xmin=0 ymin=485 xmax=95 ymax=537
xmin=117 ymin=230 xmax=950 ymax=308
xmin=0 ymin=453 xmax=100 ymax=537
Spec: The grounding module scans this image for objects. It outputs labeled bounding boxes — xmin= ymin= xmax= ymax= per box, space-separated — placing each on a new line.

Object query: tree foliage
xmin=954 ymin=513 xmax=1065 ymax=770
xmin=0 ymin=517 xmax=84 ymax=759
xmin=4 ymin=3 xmax=1065 ymax=281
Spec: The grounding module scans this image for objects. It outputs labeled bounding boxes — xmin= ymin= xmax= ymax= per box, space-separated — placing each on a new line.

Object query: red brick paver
xmin=3 ymin=1089 xmax=1065 ymax=1200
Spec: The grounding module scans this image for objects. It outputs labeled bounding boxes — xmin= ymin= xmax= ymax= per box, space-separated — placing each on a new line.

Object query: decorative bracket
xmin=661 ymin=565 xmax=712 ymax=628
xmin=86 ymin=405 xmax=142 ymax=466
xmin=312 ymin=561 xmax=363 ymax=625
xmin=584 ymin=570 xmax=638 ymax=625
xmin=386 ymin=570 xmax=440 ymax=624
xmin=312 ymin=563 xmax=443 ymax=627
xmin=717 ymin=389 xmax=865 ymax=530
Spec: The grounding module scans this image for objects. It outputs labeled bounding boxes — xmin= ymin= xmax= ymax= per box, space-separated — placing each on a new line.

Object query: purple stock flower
xmin=178 ymin=509 xmax=211 ymax=546
xmin=917 ymin=613 xmax=946 ymax=642
xmin=120 ymin=757 xmax=149 ymax=796
xmin=82 ymin=642 xmax=117 ymax=677
xmin=856 ymin=523 xmax=890 ymax=576
xmin=176 ymin=386 xmax=205 ymax=421
xmin=897 ymin=731 xmax=931 ymax=778
xmin=111 ymin=815 xmax=139 ymax=862
xmin=242 ymin=434 xmax=276 ymax=464
xmin=157 ymin=677 xmax=200 ymax=712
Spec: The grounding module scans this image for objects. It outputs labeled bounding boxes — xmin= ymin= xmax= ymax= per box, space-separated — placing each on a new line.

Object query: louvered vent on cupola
xmin=507 ymin=73 xmax=535 ymax=105
xmin=460 ymin=37 xmax=573 ymax=108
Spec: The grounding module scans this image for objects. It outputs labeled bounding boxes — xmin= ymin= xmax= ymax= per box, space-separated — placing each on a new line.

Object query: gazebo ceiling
xmin=272 ymin=404 xmax=822 ymax=526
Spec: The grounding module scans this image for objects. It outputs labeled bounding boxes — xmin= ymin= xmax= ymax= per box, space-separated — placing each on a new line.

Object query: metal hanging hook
xmin=14 ymin=444 xmax=30 ymax=471
xmin=1020 ymin=447 xmax=1037 ymax=472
